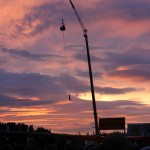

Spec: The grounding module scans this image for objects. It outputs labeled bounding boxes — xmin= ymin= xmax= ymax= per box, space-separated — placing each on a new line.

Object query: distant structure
xmin=99 ymin=117 xmax=125 ymax=133
xmin=127 ymin=123 xmax=150 ymax=136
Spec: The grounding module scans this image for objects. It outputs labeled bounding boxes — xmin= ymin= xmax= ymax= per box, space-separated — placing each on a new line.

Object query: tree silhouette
xmin=36 ymin=127 xmax=51 ymax=133
xmin=28 ymin=125 xmax=34 ymax=132
xmin=0 ymin=122 xmax=51 ymax=133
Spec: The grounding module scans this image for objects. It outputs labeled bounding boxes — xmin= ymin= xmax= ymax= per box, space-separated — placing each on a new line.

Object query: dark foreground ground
xmin=0 ymin=131 xmax=150 ymax=150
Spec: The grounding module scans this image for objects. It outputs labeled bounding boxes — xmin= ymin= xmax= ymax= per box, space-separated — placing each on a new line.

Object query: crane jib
xmin=68 ymin=0 xmax=99 ymax=135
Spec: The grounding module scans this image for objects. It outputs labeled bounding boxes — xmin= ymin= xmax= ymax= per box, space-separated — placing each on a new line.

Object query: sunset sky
xmin=0 ymin=0 xmax=150 ymax=134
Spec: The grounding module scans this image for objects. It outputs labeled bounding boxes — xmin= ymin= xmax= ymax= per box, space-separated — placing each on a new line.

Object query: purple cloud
xmin=105 ymin=48 xmax=150 ymax=66
xmin=14 ymin=2 xmax=61 ymax=37
xmin=96 ymin=87 xmax=144 ymax=94
xmin=0 ymin=94 xmax=54 ymax=107
xmin=81 ymin=0 xmax=150 ymax=22
xmin=107 ymin=68 xmax=150 ymax=81
xmin=0 ymin=47 xmax=65 ymax=62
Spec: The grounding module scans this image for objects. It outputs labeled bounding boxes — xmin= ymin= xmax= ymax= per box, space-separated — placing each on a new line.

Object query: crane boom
xmin=69 ymin=0 xmax=87 ymax=35
xmin=69 ymin=0 xmax=99 ymax=135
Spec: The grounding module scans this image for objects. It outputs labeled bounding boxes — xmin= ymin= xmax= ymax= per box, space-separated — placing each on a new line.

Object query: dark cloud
xmin=81 ymin=0 xmax=150 ymax=22
xmin=102 ymin=47 xmax=150 ymax=81
xmin=1 ymin=93 xmax=150 ymax=134
xmin=136 ymin=31 xmax=150 ymax=47
xmin=9 ymin=0 xmax=150 ymax=39
xmin=96 ymin=87 xmax=143 ymax=94
xmin=62 ymin=75 xmax=90 ymax=93
xmin=97 ymin=100 xmax=150 ymax=116
xmin=74 ymin=53 xmax=101 ymax=62
xmin=0 ymin=68 xmax=140 ymax=108
xmin=76 ymin=70 xmax=101 ymax=78
xmin=107 ymin=68 xmax=150 ymax=81
xmin=54 ymin=99 xmax=150 ymax=126
xmin=0 ymin=69 xmax=66 ymax=99
xmin=0 ymin=58 xmax=6 ymax=65
xmin=67 ymin=75 xmax=140 ymax=94
xmin=0 ymin=94 xmax=54 ymax=107
xmin=75 ymin=71 xmax=144 ymax=94
xmin=97 ymin=100 xmax=143 ymax=110
xmin=53 ymin=98 xmax=145 ymax=116
xmin=14 ymin=2 xmax=61 ymax=37
xmin=65 ymin=44 xmax=108 ymax=51
xmin=105 ymin=48 xmax=150 ymax=66
xmin=110 ymin=0 xmax=150 ymax=20
xmin=0 ymin=68 xmax=92 ymax=100
xmin=0 ymin=47 xmax=65 ymax=61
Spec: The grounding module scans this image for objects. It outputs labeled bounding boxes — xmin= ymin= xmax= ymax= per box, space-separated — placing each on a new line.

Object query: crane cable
xmin=60 ymin=0 xmax=71 ymax=100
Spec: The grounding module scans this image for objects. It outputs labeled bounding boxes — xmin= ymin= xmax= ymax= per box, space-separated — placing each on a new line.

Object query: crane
xmin=69 ymin=0 xmax=99 ymax=135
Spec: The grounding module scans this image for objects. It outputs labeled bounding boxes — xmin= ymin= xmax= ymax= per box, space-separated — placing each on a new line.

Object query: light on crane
xmin=69 ymin=0 xmax=99 ymax=135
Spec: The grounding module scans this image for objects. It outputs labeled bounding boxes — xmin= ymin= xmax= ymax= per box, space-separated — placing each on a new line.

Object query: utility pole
xmin=69 ymin=0 xmax=99 ymax=135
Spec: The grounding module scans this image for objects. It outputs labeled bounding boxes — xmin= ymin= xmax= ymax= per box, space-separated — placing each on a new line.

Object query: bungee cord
xmin=60 ymin=0 xmax=71 ymax=100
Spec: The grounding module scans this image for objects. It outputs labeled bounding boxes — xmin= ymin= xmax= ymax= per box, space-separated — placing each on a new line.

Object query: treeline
xmin=0 ymin=122 xmax=51 ymax=133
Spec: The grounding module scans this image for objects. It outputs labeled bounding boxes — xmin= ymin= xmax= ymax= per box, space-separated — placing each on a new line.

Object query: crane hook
xmin=60 ymin=20 xmax=66 ymax=31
